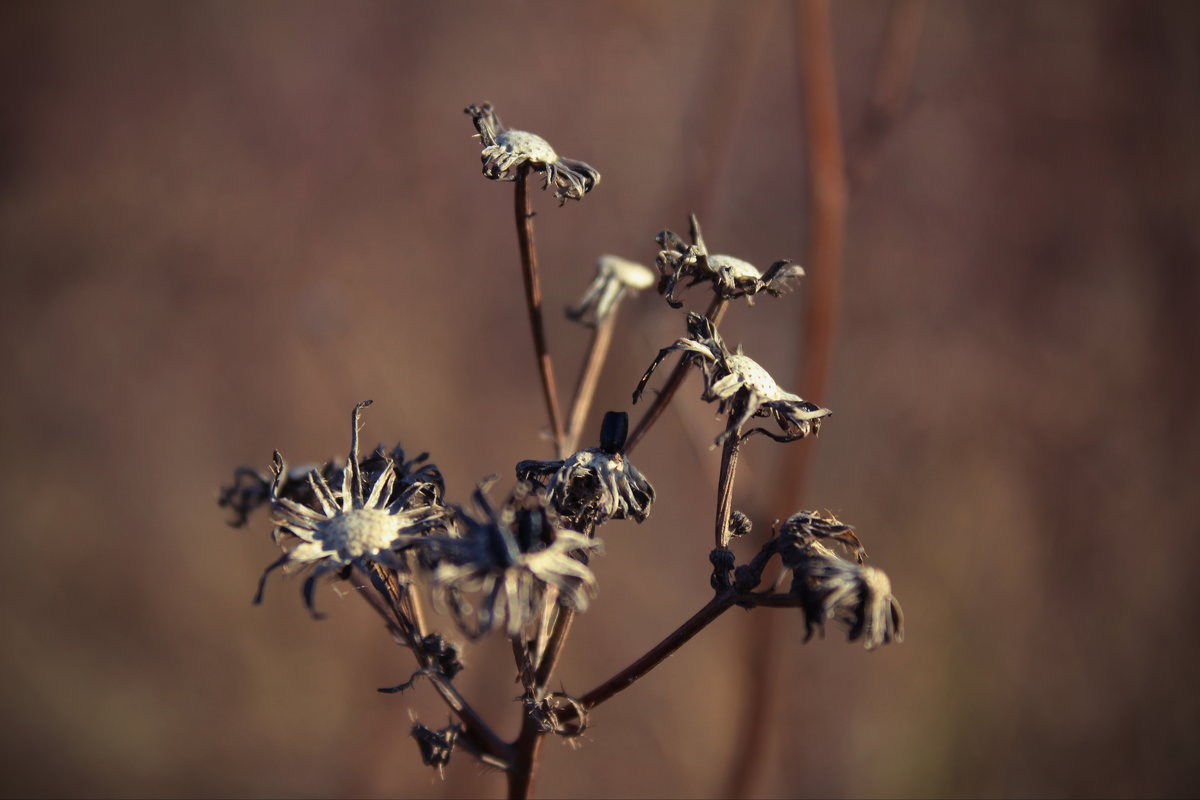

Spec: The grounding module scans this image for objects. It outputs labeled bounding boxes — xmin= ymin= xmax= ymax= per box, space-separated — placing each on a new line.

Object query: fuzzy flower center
xmin=315 ymin=507 xmax=402 ymax=558
xmin=708 ymin=254 xmax=762 ymax=280
xmin=498 ymin=130 xmax=558 ymax=164
xmin=726 ymin=354 xmax=781 ymax=397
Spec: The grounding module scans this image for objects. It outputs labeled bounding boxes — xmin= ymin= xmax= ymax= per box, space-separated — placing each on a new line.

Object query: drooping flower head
xmin=633 ymin=313 xmax=831 ymax=445
xmin=655 ymin=214 xmax=804 ymax=307
xmin=775 ymin=511 xmax=904 ymax=650
xmin=465 ymin=103 xmax=600 ymax=204
xmin=517 ymin=411 xmax=655 ymax=534
xmin=254 ymin=401 xmax=449 ymax=618
xmin=429 ymin=482 xmax=603 ymax=639
xmin=566 ymin=254 xmax=656 ymax=327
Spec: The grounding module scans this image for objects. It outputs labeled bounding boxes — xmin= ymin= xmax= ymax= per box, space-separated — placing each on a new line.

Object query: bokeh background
xmin=2 ymin=1 xmax=1198 ymax=797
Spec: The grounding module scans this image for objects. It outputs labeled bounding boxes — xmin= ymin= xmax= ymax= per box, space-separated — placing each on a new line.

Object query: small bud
xmin=729 ymin=510 xmax=753 ymax=538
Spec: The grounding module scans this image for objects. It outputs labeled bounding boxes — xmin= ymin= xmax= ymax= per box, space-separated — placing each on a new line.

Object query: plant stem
xmin=506 ymin=603 xmax=576 ymax=799
xmin=713 ymin=399 xmax=747 ymax=550
xmin=626 ymin=294 xmax=729 ymax=455
xmin=535 ymin=607 xmax=576 ymax=687
xmin=564 ymin=313 xmax=617 ymax=454
xmin=581 ymin=591 xmax=737 ymax=710
xmin=356 ymin=566 xmax=512 ymax=767
xmin=508 ymin=714 xmax=544 ymax=800
xmin=514 ymin=166 xmax=567 ymax=458
xmin=509 ymin=592 xmax=738 ymax=796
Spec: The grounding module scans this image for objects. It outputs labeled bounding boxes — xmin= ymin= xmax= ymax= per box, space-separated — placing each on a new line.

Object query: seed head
xmin=465 ymin=103 xmax=600 ymax=204
xmin=567 ymin=254 xmax=656 ymax=327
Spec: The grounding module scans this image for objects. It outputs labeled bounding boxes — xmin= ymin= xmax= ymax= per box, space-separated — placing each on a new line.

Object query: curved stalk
xmin=514 ymin=167 xmax=567 ymax=457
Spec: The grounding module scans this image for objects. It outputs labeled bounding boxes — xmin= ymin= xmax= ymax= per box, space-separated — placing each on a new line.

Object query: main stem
xmin=356 ymin=567 xmax=511 ymax=766
xmin=514 ymin=167 xmax=567 ymax=458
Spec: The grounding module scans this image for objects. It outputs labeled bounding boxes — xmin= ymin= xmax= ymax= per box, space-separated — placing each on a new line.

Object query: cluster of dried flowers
xmin=220 ymin=102 xmax=902 ymax=788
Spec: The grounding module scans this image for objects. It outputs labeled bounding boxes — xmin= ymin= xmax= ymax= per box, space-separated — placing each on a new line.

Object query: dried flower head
xmin=774 ymin=515 xmax=903 ymax=650
xmin=566 ymin=254 xmax=656 ymax=327
xmin=779 ymin=510 xmax=865 ymax=563
xmin=465 ymin=103 xmax=600 ymax=204
xmin=411 ymin=721 xmax=461 ymax=777
xmin=516 ymin=411 xmax=654 ymax=533
xmin=794 ymin=551 xmax=904 ymax=650
xmin=655 ymin=214 xmax=804 ymax=307
xmin=633 ymin=312 xmax=831 ymax=444
xmin=254 ymin=401 xmax=449 ymax=618
xmin=430 ymin=483 xmax=603 ymax=639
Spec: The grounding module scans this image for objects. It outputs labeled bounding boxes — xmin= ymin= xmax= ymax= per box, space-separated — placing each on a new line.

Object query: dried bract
xmin=517 ymin=411 xmax=654 ymax=532
xmin=465 ymin=103 xmax=600 ymax=204
xmin=779 ymin=509 xmax=865 ymax=563
xmin=655 ymin=214 xmax=804 ymax=307
xmin=430 ymin=484 xmax=603 ymax=639
xmin=566 ymin=254 xmax=656 ymax=327
xmin=781 ymin=537 xmax=904 ymax=650
xmin=411 ymin=721 xmax=461 ymax=777
xmin=633 ymin=312 xmax=831 ymax=444
xmin=254 ymin=401 xmax=449 ymax=618
xmin=219 ymin=459 xmax=333 ymax=528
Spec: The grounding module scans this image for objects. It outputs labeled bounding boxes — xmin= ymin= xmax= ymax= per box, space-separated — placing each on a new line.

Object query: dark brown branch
xmin=507 ymin=603 xmax=578 ymax=798
xmin=515 ymin=167 xmax=567 ymax=458
xmin=508 ymin=711 xmax=544 ymax=799
xmin=581 ymin=591 xmax=737 ymax=710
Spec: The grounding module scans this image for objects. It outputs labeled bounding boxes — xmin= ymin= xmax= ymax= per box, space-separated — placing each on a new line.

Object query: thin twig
xmin=714 ymin=398 xmax=748 ymax=550
xmin=354 ymin=567 xmax=512 ymax=766
xmin=626 ymin=294 xmax=729 ymax=455
xmin=581 ymin=591 xmax=737 ymax=710
xmin=509 ymin=590 xmax=742 ymax=795
xmin=514 ymin=166 xmax=567 ymax=458
xmin=535 ymin=607 xmax=576 ymax=688
xmin=564 ymin=313 xmax=617 ymax=454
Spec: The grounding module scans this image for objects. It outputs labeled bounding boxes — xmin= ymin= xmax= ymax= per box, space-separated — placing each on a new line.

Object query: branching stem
xmin=626 ymin=294 xmax=729 ymax=454
xmin=356 ymin=566 xmax=512 ymax=768
xmin=581 ymin=591 xmax=737 ymax=710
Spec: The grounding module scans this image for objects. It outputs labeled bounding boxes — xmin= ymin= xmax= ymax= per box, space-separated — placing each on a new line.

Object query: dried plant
xmin=219 ymin=101 xmax=903 ymax=799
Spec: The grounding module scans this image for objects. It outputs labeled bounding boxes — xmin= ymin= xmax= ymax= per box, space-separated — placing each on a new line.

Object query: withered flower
xmin=633 ymin=313 xmax=831 ymax=444
xmin=465 ymin=103 xmax=600 ymax=203
xmin=411 ymin=721 xmax=461 ymax=777
xmin=430 ymin=483 xmax=602 ymax=639
xmin=775 ymin=512 xmax=903 ymax=650
xmin=517 ymin=411 xmax=654 ymax=533
xmin=254 ymin=401 xmax=449 ymax=618
xmin=779 ymin=510 xmax=865 ymax=563
xmin=566 ymin=254 xmax=656 ymax=327
xmin=655 ymin=214 xmax=804 ymax=307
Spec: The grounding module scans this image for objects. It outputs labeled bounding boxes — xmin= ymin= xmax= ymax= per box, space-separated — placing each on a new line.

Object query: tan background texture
xmin=1 ymin=1 xmax=1197 ymax=797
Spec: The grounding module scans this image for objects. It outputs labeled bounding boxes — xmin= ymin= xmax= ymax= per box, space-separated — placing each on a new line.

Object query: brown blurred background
xmin=2 ymin=1 xmax=1198 ymax=797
